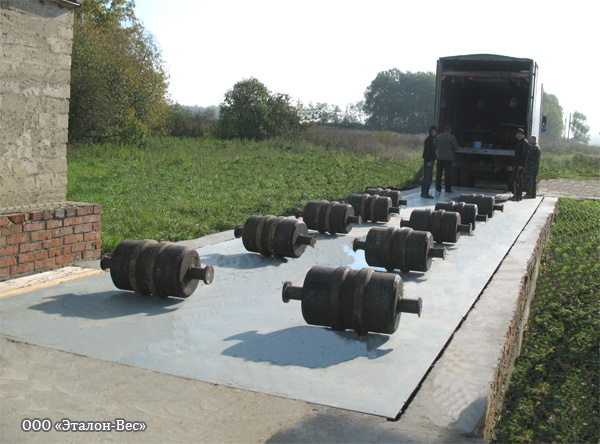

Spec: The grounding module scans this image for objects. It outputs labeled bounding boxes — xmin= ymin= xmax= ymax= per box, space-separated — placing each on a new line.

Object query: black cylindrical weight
xmin=234 ymin=215 xmax=316 ymax=258
xmin=458 ymin=194 xmax=503 ymax=218
xmin=347 ymin=194 xmax=399 ymax=223
xmin=101 ymin=240 xmax=213 ymax=298
xmin=353 ymin=226 xmax=445 ymax=272
xmin=435 ymin=201 xmax=480 ymax=230
xmin=365 ymin=187 xmax=408 ymax=207
xmin=400 ymin=209 xmax=471 ymax=243
xmin=282 ymin=266 xmax=421 ymax=335
xmin=296 ymin=200 xmax=361 ymax=234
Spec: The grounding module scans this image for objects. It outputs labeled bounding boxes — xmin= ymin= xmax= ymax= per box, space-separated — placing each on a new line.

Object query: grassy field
xmin=537 ymin=139 xmax=600 ymax=180
xmin=67 ymin=128 xmax=423 ymax=254
xmin=493 ymin=199 xmax=599 ymax=443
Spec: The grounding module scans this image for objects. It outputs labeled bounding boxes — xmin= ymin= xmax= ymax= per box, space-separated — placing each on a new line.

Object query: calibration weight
xmin=234 ymin=215 xmax=316 ymax=258
xmin=101 ymin=239 xmax=214 ymax=298
xmin=353 ymin=226 xmax=445 ymax=273
xmin=296 ymin=200 xmax=361 ymax=235
xmin=282 ymin=265 xmax=422 ymax=335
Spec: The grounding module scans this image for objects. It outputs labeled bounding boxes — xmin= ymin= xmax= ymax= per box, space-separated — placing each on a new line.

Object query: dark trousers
xmin=512 ymin=168 xmax=524 ymax=201
xmin=525 ymin=171 xmax=538 ymax=197
xmin=422 ymin=161 xmax=434 ymax=196
xmin=435 ymin=159 xmax=452 ymax=192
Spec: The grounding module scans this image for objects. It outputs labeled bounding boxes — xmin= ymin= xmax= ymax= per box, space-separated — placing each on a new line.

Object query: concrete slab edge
xmin=399 ymin=197 xmax=557 ymax=440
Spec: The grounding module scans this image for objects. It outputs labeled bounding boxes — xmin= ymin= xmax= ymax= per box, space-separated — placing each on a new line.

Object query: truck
xmin=434 ymin=54 xmax=545 ymax=189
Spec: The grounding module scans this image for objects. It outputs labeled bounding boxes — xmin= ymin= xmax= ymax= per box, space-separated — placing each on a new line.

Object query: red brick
xmin=63 ymin=216 xmax=83 ymax=227
xmin=64 ymin=234 xmax=83 ymax=245
xmin=43 ymin=238 xmax=63 ymax=249
xmin=29 ymin=211 xmax=43 ymax=221
xmin=0 ymin=246 xmax=18 ymax=257
xmin=93 ymin=205 xmax=102 ymax=214
xmin=82 ymin=214 xmax=101 ymax=224
xmin=62 ymin=245 xmax=72 ymax=255
xmin=24 ymin=222 xmax=46 ymax=232
xmin=0 ymin=266 xmax=11 ymax=279
xmin=71 ymin=242 xmax=87 ymax=253
xmin=54 ymin=208 xmax=65 ymax=219
xmin=8 ymin=214 xmax=27 ymax=224
xmin=73 ymin=251 xmax=83 ymax=261
xmin=92 ymin=241 xmax=101 ymax=249
xmin=92 ymin=223 xmax=101 ymax=231
xmin=30 ymin=231 xmax=53 ymax=242
xmin=7 ymin=233 xmax=30 ymax=245
xmin=35 ymin=257 xmax=57 ymax=270
xmin=55 ymin=254 xmax=74 ymax=265
xmin=53 ymin=227 xmax=73 ymax=237
xmin=0 ymin=236 xmax=5 ymax=248
xmin=48 ymin=247 xmax=62 ymax=258
xmin=0 ymin=216 xmax=9 ymax=227
xmin=18 ymin=252 xmax=34 ymax=264
xmin=0 ymin=256 xmax=17 ymax=268
xmin=34 ymin=250 xmax=48 ymax=261
xmin=42 ymin=209 xmax=55 ymax=220
xmin=82 ymin=250 xmax=101 ymax=260
xmin=73 ymin=223 xmax=93 ymax=234
xmin=84 ymin=232 xmax=102 ymax=242
xmin=19 ymin=242 xmax=42 ymax=253
xmin=46 ymin=219 xmax=62 ymax=229
xmin=76 ymin=206 xmax=94 ymax=216
xmin=12 ymin=262 xmax=34 ymax=275
xmin=1 ymin=225 xmax=23 ymax=236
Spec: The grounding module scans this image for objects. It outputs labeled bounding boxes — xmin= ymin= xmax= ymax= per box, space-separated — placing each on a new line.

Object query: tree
xmin=363 ymin=70 xmax=435 ymax=133
xmin=571 ymin=111 xmax=590 ymax=144
xmin=69 ymin=0 xmax=170 ymax=143
xmin=218 ymin=78 xmax=300 ymax=140
xmin=541 ymin=92 xmax=564 ymax=142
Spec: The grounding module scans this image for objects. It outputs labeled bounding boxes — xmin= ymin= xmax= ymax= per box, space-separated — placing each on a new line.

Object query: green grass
xmin=493 ymin=199 xmax=600 ymax=443
xmin=67 ymin=133 xmax=422 ymax=254
xmin=538 ymin=139 xmax=600 ymax=180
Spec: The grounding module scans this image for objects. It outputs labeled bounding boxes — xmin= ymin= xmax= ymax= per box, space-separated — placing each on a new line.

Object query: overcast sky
xmin=134 ymin=0 xmax=599 ymax=143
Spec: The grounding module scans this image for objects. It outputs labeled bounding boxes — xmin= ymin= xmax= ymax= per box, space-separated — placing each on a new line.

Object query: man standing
xmin=435 ymin=124 xmax=458 ymax=196
xmin=525 ymin=135 xmax=541 ymax=198
xmin=421 ymin=125 xmax=437 ymax=198
xmin=512 ymin=128 xmax=529 ymax=201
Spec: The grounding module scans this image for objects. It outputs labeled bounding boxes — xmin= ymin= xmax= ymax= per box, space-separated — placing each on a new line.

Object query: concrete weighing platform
xmin=0 ymin=187 xmax=557 ymax=443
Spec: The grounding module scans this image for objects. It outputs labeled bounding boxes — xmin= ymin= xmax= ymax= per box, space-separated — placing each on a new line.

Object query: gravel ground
xmin=538 ymin=178 xmax=600 ymax=200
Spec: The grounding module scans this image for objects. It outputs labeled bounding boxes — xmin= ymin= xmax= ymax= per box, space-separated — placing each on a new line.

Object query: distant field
xmin=67 ymin=130 xmax=423 ymax=254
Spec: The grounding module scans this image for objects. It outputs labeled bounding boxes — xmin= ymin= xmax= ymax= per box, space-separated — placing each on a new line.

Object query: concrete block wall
xmin=0 ymin=202 xmax=102 ymax=282
xmin=0 ymin=0 xmax=80 ymax=207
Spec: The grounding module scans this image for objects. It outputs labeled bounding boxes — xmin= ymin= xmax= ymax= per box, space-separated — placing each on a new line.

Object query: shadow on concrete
xmin=27 ymin=291 xmax=182 ymax=319
xmin=221 ymin=326 xmax=393 ymax=368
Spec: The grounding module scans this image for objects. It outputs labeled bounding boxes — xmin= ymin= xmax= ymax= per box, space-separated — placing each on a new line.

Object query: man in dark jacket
xmin=435 ymin=124 xmax=459 ymax=196
xmin=512 ymin=128 xmax=529 ymax=201
xmin=524 ymin=135 xmax=541 ymax=198
xmin=421 ymin=125 xmax=437 ymax=198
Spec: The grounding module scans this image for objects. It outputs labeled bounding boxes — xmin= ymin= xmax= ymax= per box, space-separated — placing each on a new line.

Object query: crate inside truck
xmin=435 ymin=54 xmax=545 ymax=189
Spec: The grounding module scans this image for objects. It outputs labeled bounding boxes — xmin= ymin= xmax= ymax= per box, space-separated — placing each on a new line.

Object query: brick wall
xmin=0 ymin=202 xmax=102 ymax=282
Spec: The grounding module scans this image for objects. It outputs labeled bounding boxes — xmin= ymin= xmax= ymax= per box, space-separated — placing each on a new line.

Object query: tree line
xmin=69 ymin=0 xmax=591 ymax=145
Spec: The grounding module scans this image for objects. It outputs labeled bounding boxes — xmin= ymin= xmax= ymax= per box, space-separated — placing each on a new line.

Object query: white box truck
xmin=435 ymin=54 xmax=545 ymax=189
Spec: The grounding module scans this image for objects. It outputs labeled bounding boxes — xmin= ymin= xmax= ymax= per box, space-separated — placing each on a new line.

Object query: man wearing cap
xmin=512 ymin=128 xmax=529 ymax=201
xmin=421 ymin=125 xmax=437 ymax=198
